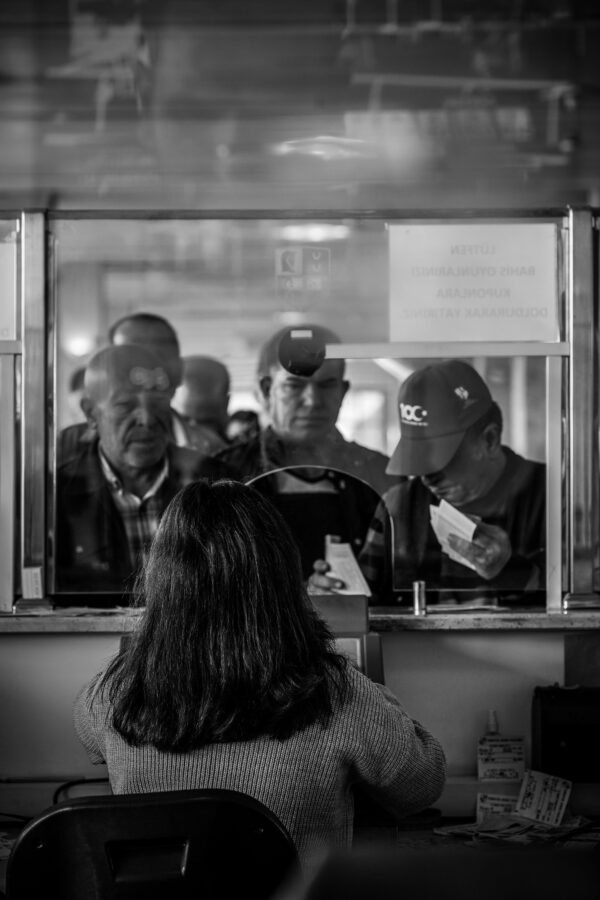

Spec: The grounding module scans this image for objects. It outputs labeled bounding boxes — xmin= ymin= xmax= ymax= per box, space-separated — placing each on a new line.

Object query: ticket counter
xmin=1 ymin=208 xmax=599 ymax=819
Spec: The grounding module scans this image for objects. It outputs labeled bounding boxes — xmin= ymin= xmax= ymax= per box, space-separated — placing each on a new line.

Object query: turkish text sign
xmin=389 ymin=223 xmax=559 ymax=342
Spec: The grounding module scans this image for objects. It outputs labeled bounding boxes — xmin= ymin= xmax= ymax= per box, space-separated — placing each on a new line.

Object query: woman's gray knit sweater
xmin=74 ymin=662 xmax=446 ymax=871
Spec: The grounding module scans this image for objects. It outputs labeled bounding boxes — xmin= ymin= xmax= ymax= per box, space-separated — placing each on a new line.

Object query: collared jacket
xmin=55 ymin=439 xmax=231 ymax=596
xmin=215 ymin=426 xmax=394 ymax=498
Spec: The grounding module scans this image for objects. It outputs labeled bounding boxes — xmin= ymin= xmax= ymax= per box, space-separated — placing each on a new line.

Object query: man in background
xmin=217 ymin=324 xmax=395 ymax=577
xmin=56 ymin=343 xmax=230 ymax=596
xmin=217 ymin=323 xmax=392 ymax=496
xmin=226 ymin=409 xmax=260 ymax=443
xmin=109 ymin=312 xmax=193 ymax=447
xmin=172 ymin=355 xmax=231 ymax=454
xmin=58 ymin=312 xmax=197 ymax=462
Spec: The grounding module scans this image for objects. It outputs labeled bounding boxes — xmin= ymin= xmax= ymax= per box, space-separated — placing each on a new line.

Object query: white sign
xmin=389 ymin=223 xmax=559 ymax=342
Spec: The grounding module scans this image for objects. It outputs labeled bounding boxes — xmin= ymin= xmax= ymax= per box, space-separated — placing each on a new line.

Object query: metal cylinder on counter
xmin=412 ymin=580 xmax=427 ymax=616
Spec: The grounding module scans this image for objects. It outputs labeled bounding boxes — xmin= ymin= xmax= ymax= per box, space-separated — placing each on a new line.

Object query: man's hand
xmin=447 ymin=522 xmax=512 ymax=581
xmin=307 ymin=559 xmax=346 ymax=594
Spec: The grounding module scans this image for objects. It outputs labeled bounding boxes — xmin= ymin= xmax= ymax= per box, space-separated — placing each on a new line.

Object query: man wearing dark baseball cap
xmin=387 ymin=360 xmax=494 ymax=479
xmin=312 ymin=359 xmax=546 ymax=606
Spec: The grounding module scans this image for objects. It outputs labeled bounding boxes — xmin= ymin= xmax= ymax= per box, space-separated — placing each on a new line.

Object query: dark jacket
xmin=359 ymin=447 xmax=546 ymax=606
xmin=216 ymin=426 xmax=395 ymax=498
xmin=55 ymin=439 xmax=231 ymax=597
xmin=215 ymin=427 xmax=396 ymax=590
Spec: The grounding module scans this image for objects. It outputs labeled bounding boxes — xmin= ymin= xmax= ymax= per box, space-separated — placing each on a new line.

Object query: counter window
xmin=10 ymin=210 xmax=595 ymax=620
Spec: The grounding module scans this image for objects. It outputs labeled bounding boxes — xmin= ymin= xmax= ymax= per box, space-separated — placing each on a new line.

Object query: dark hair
xmin=256 ymin=323 xmax=344 ymax=379
xmin=108 ymin=312 xmax=180 ymax=351
xmin=98 ymin=480 xmax=349 ymax=751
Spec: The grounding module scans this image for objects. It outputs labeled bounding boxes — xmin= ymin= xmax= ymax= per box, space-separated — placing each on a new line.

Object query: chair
xmin=6 ymin=788 xmax=299 ymax=900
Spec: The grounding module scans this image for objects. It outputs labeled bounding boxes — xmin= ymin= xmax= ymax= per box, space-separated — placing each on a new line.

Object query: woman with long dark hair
xmin=74 ymin=480 xmax=445 ymax=870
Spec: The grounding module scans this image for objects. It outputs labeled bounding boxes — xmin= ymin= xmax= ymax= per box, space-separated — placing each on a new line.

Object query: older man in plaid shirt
xmin=56 ymin=343 xmax=231 ymax=599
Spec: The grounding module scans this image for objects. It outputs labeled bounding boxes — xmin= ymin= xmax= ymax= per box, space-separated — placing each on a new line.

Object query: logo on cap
xmin=400 ymin=403 xmax=428 ymax=425
xmin=454 ymin=385 xmax=479 ymax=409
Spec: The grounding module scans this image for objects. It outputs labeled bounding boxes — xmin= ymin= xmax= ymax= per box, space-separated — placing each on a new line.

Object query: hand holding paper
xmin=324 ymin=535 xmax=372 ymax=597
xmin=430 ymin=500 xmax=478 ymax=570
xmin=431 ymin=500 xmax=511 ymax=580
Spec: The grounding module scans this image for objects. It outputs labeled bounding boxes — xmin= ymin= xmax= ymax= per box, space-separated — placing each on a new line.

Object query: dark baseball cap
xmin=387 ymin=360 xmax=493 ymax=477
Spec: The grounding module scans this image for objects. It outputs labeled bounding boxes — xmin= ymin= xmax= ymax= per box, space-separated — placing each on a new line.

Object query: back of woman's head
xmin=105 ymin=480 xmax=348 ymax=750
xmin=142 ymin=480 xmax=312 ymax=657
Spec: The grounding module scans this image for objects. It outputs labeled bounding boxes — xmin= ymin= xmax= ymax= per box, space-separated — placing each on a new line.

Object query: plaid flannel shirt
xmin=99 ymin=450 xmax=168 ymax=571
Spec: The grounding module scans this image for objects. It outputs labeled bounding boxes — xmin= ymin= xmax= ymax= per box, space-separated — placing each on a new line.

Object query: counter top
xmin=1 ymin=602 xmax=599 ymax=632
xmin=369 ymin=608 xmax=600 ymax=630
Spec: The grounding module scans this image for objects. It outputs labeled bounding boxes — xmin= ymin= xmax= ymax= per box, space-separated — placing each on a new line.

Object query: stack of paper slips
xmin=430 ymin=499 xmax=479 ymax=571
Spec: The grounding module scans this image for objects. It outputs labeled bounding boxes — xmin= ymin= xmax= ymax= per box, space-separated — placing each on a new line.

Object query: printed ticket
xmin=476 ymin=792 xmax=519 ymax=823
xmin=515 ymin=770 xmax=572 ymax=827
xmin=478 ymin=736 xmax=525 ymax=781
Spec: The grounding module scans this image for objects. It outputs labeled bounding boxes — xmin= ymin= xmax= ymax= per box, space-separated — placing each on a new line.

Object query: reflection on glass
xmin=50 ymin=217 xmax=553 ymax=610
xmin=249 ymin=466 xmax=386 ymax=586
xmin=52 ymin=218 xmax=392 ymax=601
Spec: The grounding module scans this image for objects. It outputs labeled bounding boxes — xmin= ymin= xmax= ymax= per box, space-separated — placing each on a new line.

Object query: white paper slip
xmin=515 ymin=770 xmax=572 ymax=827
xmin=476 ymin=792 xmax=519 ymax=823
xmin=325 ymin=537 xmax=372 ymax=597
xmin=430 ymin=500 xmax=479 ymax=571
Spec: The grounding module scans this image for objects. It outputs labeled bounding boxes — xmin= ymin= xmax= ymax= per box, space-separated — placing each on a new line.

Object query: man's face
xmin=89 ymin=365 xmax=172 ymax=474
xmin=263 ymin=359 xmax=348 ymax=444
xmin=419 ymin=431 xmax=491 ymax=507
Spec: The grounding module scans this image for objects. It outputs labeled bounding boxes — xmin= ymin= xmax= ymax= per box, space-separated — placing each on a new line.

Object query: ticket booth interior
xmin=0 ymin=207 xmax=599 ymax=822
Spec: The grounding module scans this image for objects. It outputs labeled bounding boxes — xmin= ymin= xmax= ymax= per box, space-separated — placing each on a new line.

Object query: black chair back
xmin=6 ymin=788 xmax=299 ymax=900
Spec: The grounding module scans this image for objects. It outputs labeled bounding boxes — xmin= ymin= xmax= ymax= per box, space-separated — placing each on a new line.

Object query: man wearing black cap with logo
xmin=312 ymin=359 xmax=545 ymax=606
xmin=216 ymin=324 xmax=395 ymax=578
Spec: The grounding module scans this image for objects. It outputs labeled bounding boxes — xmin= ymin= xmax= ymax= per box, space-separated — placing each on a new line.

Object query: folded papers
xmin=430 ymin=499 xmax=479 ymax=571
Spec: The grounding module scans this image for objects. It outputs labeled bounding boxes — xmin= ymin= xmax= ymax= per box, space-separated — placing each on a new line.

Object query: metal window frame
xmin=12 ymin=207 xmax=598 ymax=619
xmin=0 ymin=217 xmax=21 ymax=612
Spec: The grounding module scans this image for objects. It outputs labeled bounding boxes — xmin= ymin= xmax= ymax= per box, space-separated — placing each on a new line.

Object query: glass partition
xmin=11 ymin=209 xmax=598 ymax=619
